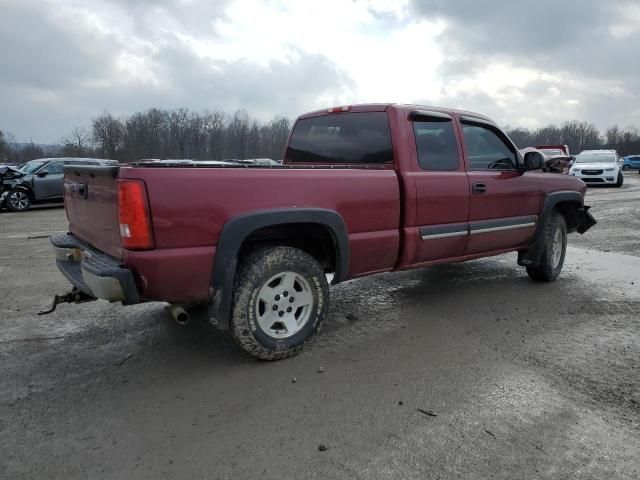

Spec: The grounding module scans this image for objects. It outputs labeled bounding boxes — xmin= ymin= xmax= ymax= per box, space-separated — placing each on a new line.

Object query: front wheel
xmin=615 ymin=172 xmax=624 ymax=187
xmin=230 ymin=246 xmax=329 ymax=360
xmin=622 ymin=165 xmax=630 ymax=171
xmin=5 ymin=189 xmax=31 ymax=212
xmin=526 ymin=212 xmax=567 ymax=282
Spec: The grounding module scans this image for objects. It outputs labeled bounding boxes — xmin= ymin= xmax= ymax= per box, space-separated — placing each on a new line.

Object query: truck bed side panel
xmin=119 ymin=167 xmax=401 ymax=283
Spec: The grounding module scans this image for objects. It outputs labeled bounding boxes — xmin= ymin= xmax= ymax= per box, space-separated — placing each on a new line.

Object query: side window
xmin=43 ymin=162 xmax=64 ymax=174
xmin=413 ymin=120 xmax=459 ymax=171
xmin=462 ymin=124 xmax=517 ymax=170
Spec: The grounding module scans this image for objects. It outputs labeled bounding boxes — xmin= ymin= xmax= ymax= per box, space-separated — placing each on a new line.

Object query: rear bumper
xmin=51 ymin=233 xmax=139 ymax=304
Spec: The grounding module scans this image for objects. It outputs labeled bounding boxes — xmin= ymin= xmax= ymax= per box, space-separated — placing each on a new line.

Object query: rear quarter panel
xmin=119 ymin=166 xmax=401 ymax=300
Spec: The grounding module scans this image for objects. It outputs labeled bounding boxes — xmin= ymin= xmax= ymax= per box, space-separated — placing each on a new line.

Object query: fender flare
xmin=518 ymin=190 xmax=584 ymax=267
xmin=208 ymin=208 xmax=349 ymax=329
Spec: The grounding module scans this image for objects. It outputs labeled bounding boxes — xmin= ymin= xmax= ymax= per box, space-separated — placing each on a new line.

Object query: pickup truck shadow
xmin=3 ymin=255 xmax=584 ymax=404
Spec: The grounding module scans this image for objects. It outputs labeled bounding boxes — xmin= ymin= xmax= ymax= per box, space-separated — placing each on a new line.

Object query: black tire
xmin=230 ymin=246 xmax=329 ymax=360
xmin=5 ymin=189 xmax=31 ymax=212
xmin=526 ymin=212 xmax=567 ymax=282
xmin=615 ymin=172 xmax=624 ymax=187
xmin=622 ymin=165 xmax=630 ymax=171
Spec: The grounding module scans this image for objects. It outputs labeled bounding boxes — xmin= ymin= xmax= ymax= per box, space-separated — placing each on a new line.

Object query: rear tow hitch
xmin=38 ymin=288 xmax=96 ymax=315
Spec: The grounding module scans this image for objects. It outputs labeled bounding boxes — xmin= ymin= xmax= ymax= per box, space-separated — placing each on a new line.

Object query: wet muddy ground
xmin=1 ymin=174 xmax=639 ymax=479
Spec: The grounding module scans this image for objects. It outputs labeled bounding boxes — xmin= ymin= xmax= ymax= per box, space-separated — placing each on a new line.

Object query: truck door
xmin=33 ymin=161 xmax=65 ymax=199
xmin=460 ymin=117 xmax=541 ymax=255
xmin=409 ymin=111 xmax=470 ymax=263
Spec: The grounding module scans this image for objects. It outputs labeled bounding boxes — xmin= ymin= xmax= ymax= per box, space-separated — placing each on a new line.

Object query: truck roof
xmin=298 ymin=103 xmax=493 ymax=122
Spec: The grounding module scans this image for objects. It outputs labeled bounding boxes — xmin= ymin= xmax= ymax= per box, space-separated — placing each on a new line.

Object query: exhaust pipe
xmin=169 ymin=304 xmax=190 ymax=325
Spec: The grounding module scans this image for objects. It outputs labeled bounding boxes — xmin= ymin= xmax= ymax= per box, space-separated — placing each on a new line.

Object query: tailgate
xmin=63 ymin=165 xmax=123 ymax=259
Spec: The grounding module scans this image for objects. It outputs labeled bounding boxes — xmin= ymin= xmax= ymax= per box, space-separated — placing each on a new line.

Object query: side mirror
xmin=36 ymin=170 xmax=48 ymax=177
xmin=523 ymin=151 xmax=543 ymax=171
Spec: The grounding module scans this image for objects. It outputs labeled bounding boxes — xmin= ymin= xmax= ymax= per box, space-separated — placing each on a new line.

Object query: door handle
xmin=472 ymin=182 xmax=487 ymax=194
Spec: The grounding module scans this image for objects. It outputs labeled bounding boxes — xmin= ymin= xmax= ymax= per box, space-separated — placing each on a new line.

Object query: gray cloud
xmin=410 ymin=0 xmax=640 ymax=128
xmin=1 ymin=0 xmax=638 ymax=142
xmin=0 ymin=0 xmax=352 ymax=142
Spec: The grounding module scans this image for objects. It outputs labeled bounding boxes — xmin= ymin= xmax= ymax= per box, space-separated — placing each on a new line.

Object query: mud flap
xmin=576 ymin=206 xmax=597 ymax=234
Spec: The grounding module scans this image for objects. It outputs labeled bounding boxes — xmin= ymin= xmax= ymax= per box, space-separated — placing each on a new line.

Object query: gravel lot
xmin=1 ymin=173 xmax=639 ymax=479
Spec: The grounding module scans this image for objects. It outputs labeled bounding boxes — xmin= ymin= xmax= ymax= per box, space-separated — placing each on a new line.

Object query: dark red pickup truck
xmin=50 ymin=104 xmax=595 ymax=359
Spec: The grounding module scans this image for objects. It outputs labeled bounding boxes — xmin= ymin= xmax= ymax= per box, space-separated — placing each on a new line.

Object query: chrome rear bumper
xmin=51 ymin=233 xmax=139 ymax=304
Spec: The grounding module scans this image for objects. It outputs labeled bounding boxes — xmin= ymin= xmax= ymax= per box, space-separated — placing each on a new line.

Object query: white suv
xmin=569 ymin=150 xmax=623 ymax=187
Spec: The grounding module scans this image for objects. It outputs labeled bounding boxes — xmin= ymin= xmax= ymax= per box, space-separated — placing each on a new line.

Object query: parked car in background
xmin=1 ymin=157 xmax=117 ymax=212
xmin=521 ymin=146 xmax=571 ymax=173
xmin=569 ymin=150 xmax=623 ymax=187
xmin=621 ymin=155 xmax=640 ymax=171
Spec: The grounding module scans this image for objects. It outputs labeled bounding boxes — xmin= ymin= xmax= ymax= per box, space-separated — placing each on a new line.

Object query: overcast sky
xmin=1 ymin=0 xmax=639 ymax=143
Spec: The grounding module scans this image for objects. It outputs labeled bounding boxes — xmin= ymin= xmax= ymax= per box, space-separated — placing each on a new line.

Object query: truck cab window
xmin=462 ymin=124 xmax=516 ymax=170
xmin=286 ymin=112 xmax=392 ymax=164
xmin=413 ymin=120 xmax=459 ymax=171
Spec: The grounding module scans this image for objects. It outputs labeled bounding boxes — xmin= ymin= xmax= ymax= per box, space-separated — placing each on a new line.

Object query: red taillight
xmin=117 ymin=179 xmax=154 ymax=250
xmin=327 ymin=105 xmax=352 ymax=113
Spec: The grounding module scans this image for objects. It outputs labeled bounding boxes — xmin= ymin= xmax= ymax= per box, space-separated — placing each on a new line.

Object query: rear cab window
xmin=286 ymin=112 xmax=393 ymax=164
xmin=412 ymin=116 xmax=459 ymax=171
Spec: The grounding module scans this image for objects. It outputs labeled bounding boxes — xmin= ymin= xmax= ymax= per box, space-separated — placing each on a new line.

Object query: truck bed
xmin=63 ymin=163 xmax=402 ymax=302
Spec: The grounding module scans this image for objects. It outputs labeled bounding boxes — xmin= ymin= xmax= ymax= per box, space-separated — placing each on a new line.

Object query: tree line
xmin=1 ymin=108 xmax=292 ymax=164
xmin=504 ymin=120 xmax=640 ymax=156
xmin=3 ymin=112 xmax=640 ymax=164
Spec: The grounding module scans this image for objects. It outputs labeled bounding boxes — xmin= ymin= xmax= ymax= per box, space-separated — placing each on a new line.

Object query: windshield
xmin=18 ymin=160 xmax=47 ymax=173
xmin=575 ymin=152 xmax=617 ymax=164
xmin=539 ymin=149 xmax=564 ymax=156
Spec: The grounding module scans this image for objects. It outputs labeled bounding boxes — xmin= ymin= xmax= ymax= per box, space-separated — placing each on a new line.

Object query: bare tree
xmin=263 ymin=116 xmax=291 ymax=160
xmin=0 ymin=130 xmax=7 ymax=161
xmin=206 ymin=110 xmax=226 ymax=159
xmin=92 ymin=112 xmax=124 ymax=160
xmin=21 ymin=138 xmax=45 ymax=162
xmin=60 ymin=127 xmax=92 ymax=157
xmin=225 ymin=109 xmax=250 ymax=159
xmin=169 ymin=108 xmax=190 ymax=158
xmin=247 ymin=120 xmax=261 ymax=158
xmin=605 ymin=125 xmax=621 ymax=146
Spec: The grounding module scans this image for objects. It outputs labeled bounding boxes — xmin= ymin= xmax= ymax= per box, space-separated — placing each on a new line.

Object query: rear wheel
xmin=6 ymin=189 xmax=31 ymax=212
xmin=615 ymin=172 xmax=624 ymax=187
xmin=230 ymin=246 xmax=329 ymax=360
xmin=622 ymin=165 xmax=630 ymax=171
xmin=526 ymin=212 xmax=567 ymax=282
